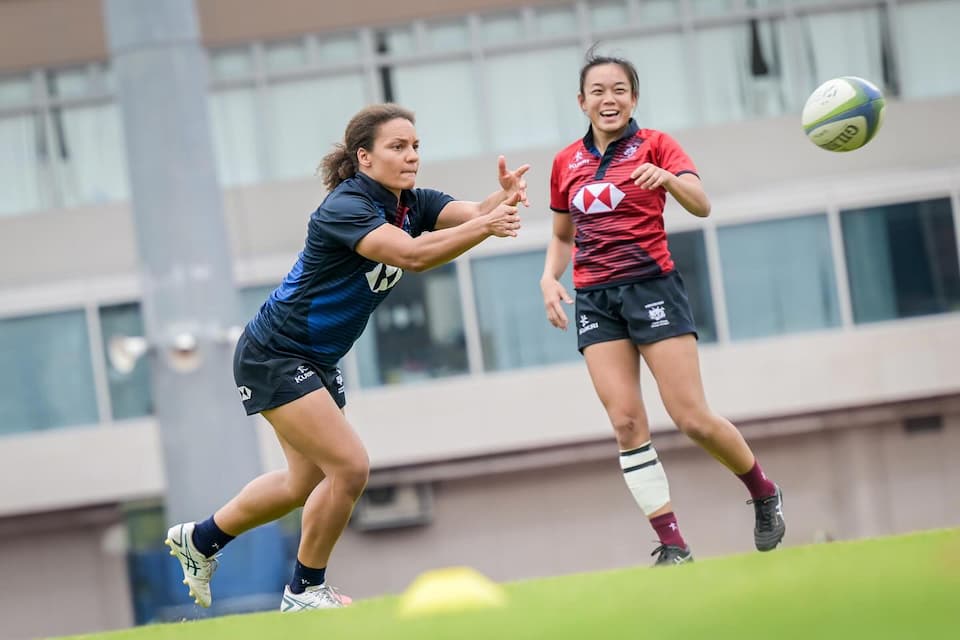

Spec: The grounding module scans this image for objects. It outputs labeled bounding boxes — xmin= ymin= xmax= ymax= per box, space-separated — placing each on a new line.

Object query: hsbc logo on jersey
xmin=572 ymin=183 xmax=625 ymax=214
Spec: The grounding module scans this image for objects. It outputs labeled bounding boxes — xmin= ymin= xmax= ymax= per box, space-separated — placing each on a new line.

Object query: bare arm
xmin=356 ymin=193 xmax=521 ymax=272
xmin=434 ymin=190 xmax=509 ymax=229
xmin=540 ymin=213 xmax=576 ymax=330
xmin=664 ymin=173 xmax=711 ymax=217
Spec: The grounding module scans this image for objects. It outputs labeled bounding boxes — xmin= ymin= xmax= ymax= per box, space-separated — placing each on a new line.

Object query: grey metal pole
xmin=102 ymin=0 xmax=267 ymax=568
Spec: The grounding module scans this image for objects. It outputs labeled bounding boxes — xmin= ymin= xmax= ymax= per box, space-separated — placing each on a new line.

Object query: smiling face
xmin=578 ymin=63 xmax=638 ymax=145
xmin=357 ymin=117 xmax=420 ymax=197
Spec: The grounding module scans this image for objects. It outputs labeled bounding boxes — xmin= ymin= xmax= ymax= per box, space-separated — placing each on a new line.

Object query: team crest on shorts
xmin=646 ymin=301 xmax=670 ymax=328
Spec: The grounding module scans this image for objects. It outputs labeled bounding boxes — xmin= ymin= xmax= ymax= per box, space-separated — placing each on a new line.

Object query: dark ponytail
xmin=318 ymin=103 xmax=416 ymax=192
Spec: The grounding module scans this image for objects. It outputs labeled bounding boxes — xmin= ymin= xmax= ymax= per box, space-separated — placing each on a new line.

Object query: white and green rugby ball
xmin=802 ymin=76 xmax=886 ymax=152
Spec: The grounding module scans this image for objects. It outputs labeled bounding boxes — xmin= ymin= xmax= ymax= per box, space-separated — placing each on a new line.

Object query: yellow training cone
xmin=398 ymin=566 xmax=507 ymax=617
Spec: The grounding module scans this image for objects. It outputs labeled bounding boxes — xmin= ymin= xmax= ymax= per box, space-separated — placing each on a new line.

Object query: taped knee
xmin=620 ymin=441 xmax=671 ymax=516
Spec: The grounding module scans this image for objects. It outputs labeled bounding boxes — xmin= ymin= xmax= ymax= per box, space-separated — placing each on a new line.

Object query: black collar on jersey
xmin=582 ymin=118 xmax=640 ymax=156
xmin=583 ymin=118 xmax=642 ymax=181
xmin=354 ymin=171 xmax=415 ymax=214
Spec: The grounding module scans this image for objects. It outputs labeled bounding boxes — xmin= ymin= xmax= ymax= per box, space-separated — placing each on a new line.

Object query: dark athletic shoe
xmin=651 ymin=544 xmax=694 ymax=566
xmin=749 ymin=485 xmax=786 ymax=551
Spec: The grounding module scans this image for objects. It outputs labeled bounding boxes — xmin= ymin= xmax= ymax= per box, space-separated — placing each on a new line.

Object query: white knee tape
xmin=621 ymin=443 xmax=671 ymax=516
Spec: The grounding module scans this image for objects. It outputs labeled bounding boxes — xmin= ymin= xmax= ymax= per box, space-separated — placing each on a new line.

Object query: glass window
xmin=719 ymin=214 xmax=840 ymax=340
xmin=693 ymin=20 xmax=790 ymax=123
xmin=238 ymin=284 xmax=278 ymax=323
xmin=209 ymin=48 xmax=254 ymax=81
xmin=0 ymin=310 xmax=99 ymax=434
xmin=265 ymin=74 xmax=366 ymax=180
xmin=0 ymin=74 xmax=34 ymax=107
xmin=0 ymin=113 xmax=45 ymax=215
xmin=481 ymin=13 xmax=523 ymax=44
xmin=472 ymin=251 xmax=579 ymax=372
xmin=425 ymin=19 xmax=470 ymax=52
xmin=797 ymin=8 xmax=885 ymax=94
xmin=316 ymin=34 xmax=362 ymax=64
xmin=535 ymin=5 xmax=578 ymax=35
xmin=590 ymin=1 xmax=630 ymax=31
xmin=601 ymin=35 xmax=695 ymax=131
xmin=265 ymin=39 xmax=309 ymax=73
xmin=669 ymin=230 xmax=717 ymax=343
xmin=635 ymin=0 xmax=682 ymax=24
xmin=383 ymin=27 xmax=415 ymax=53
xmin=355 ymin=264 xmax=468 ymax=386
xmin=209 ymin=88 xmax=261 ymax=186
xmin=897 ymin=0 xmax=960 ymax=99
xmin=842 ymin=198 xmax=960 ymax=323
xmin=55 ymin=103 xmax=129 ymax=207
xmin=102 ymin=66 xmax=117 ymax=94
xmin=483 ymin=45 xmax=584 ymax=151
xmin=48 ymin=67 xmax=93 ymax=99
xmin=100 ymin=303 xmax=152 ymax=420
xmin=393 ymin=61 xmax=483 ymax=161
xmin=692 ymin=0 xmax=737 ymax=17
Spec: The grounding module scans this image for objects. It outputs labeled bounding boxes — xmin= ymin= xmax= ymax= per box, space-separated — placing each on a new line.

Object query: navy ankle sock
xmin=290 ymin=560 xmax=326 ymax=595
xmin=191 ymin=516 xmax=235 ymax=558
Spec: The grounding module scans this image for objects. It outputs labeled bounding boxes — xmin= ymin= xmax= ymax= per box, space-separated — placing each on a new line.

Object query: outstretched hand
xmin=498 ymin=155 xmax=530 ymax=207
xmin=485 ymin=190 xmax=523 ymax=238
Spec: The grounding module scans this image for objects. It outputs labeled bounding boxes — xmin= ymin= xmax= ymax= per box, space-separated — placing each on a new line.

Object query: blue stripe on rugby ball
xmin=803 ymin=98 xmax=883 ymax=138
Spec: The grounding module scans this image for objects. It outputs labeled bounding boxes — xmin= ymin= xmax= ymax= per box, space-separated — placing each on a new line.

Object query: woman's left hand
xmin=631 ymin=162 xmax=674 ymax=190
xmin=498 ymin=155 xmax=530 ymax=206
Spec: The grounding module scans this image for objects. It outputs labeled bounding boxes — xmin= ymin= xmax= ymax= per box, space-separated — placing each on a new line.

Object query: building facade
xmin=1 ymin=0 xmax=959 ymax=637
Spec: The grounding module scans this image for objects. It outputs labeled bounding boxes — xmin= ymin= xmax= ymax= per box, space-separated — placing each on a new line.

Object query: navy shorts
xmin=233 ymin=330 xmax=346 ymax=415
xmin=575 ymin=270 xmax=698 ymax=352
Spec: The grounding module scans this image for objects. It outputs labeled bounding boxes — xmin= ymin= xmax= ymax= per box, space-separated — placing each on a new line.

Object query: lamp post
xmin=102 ymin=0 xmax=285 ymax=618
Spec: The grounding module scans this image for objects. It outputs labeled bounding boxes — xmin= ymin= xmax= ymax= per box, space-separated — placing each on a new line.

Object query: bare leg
xmin=583 ymin=339 xmax=671 ymax=519
xmin=639 ymin=334 xmax=755 ymax=474
xmin=213 ymin=431 xmax=326 ymax=536
xmin=258 ymin=389 xmax=369 ymax=569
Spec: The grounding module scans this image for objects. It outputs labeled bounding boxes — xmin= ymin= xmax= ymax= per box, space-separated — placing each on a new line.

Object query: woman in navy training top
xmin=165 ymin=103 xmax=528 ymax=611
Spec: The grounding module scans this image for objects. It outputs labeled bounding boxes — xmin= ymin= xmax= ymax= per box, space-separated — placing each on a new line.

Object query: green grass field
xmin=64 ymin=528 xmax=959 ymax=640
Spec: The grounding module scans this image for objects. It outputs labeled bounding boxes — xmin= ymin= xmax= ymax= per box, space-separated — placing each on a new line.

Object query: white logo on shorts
xmin=578 ymin=314 xmax=600 ymax=336
xmin=238 ymin=385 xmax=252 ymax=401
xmin=294 ymin=365 xmax=316 ymax=384
xmin=646 ymin=301 xmax=670 ymax=328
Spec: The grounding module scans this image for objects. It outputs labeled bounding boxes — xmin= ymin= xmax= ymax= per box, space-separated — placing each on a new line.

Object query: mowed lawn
xmin=62 ymin=528 xmax=959 ymax=640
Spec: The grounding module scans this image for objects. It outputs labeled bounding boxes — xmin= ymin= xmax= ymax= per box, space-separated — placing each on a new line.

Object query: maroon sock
xmin=650 ymin=512 xmax=686 ymax=549
xmin=737 ymin=459 xmax=777 ymax=500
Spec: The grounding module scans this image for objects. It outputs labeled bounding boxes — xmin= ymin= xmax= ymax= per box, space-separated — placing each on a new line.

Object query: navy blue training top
xmin=245 ymin=172 xmax=454 ymax=365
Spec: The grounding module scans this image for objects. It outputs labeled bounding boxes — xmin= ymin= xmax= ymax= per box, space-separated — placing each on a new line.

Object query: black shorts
xmin=233 ymin=330 xmax=346 ymax=415
xmin=575 ymin=270 xmax=698 ymax=352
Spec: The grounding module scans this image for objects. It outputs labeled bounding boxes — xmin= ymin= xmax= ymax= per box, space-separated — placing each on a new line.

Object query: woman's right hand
xmin=540 ymin=277 xmax=573 ymax=330
xmin=484 ymin=192 xmax=522 ymax=238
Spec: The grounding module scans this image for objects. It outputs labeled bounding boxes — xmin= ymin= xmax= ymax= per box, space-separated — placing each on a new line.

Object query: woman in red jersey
xmin=540 ymin=48 xmax=785 ymax=565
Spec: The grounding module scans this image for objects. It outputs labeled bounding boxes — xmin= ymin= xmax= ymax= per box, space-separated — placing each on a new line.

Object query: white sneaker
xmin=165 ymin=522 xmax=218 ymax=608
xmin=280 ymin=584 xmax=351 ymax=612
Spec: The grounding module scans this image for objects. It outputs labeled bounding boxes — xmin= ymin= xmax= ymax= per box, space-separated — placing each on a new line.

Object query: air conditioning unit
xmin=350 ymin=483 xmax=433 ymax=532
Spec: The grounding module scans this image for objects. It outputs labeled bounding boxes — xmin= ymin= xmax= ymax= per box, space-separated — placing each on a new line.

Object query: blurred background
xmin=0 ymin=0 xmax=958 ymax=637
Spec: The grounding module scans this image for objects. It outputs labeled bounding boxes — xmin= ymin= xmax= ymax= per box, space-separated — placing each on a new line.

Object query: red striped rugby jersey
xmin=550 ymin=119 xmax=698 ymax=290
